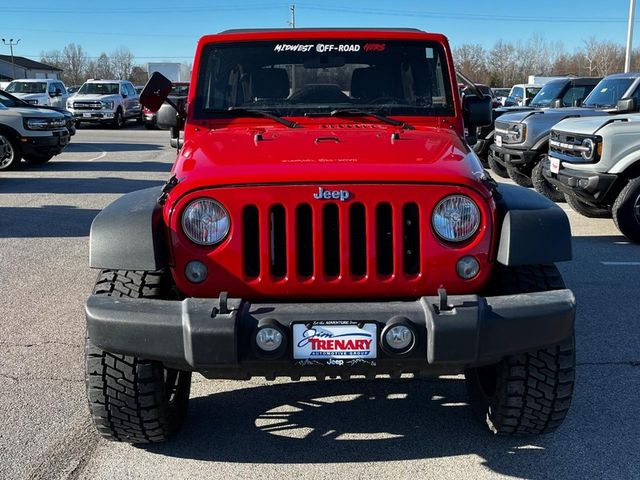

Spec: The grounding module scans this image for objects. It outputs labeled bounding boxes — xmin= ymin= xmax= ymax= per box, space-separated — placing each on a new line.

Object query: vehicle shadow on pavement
xmin=26 ymin=161 xmax=172 ymax=173
xmin=63 ymin=142 xmax=165 ymax=153
xmin=0 ymin=177 xmax=164 ymax=194
xmin=0 ymin=205 xmax=101 ymax=237
xmin=141 ymin=376 xmax=633 ymax=479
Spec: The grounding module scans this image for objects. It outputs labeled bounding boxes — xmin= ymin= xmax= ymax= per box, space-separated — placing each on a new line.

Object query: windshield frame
xmin=78 ymin=82 xmax=121 ymax=95
xmin=582 ymin=77 xmax=635 ymax=108
xmin=529 ymin=80 xmax=567 ymax=107
xmin=6 ymin=81 xmax=48 ymax=94
xmin=193 ymin=39 xmax=456 ymax=120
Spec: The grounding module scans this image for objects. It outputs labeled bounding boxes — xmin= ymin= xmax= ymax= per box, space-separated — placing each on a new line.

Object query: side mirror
xmin=551 ymin=98 xmax=563 ymax=108
xmin=51 ymin=88 xmax=62 ymax=97
xmin=121 ymin=92 xmax=128 ymax=98
xmin=140 ymin=72 xmax=173 ymax=112
xmin=617 ymin=97 xmax=636 ymax=113
xmin=156 ymin=98 xmax=187 ymax=131
xmin=523 ymin=97 xmax=532 ymax=106
xmin=462 ymin=94 xmax=492 ymax=145
xmin=573 ymin=98 xmax=583 ymax=107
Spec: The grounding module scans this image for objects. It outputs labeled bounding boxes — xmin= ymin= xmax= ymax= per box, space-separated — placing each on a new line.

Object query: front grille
xmin=73 ymin=101 xmax=102 ymax=110
xmin=172 ymin=184 xmax=493 ymax=299
xmin=242 ymin=200 xmax=422 ymax=280
xmin=549 ymin=130 xmax=586 ymax=158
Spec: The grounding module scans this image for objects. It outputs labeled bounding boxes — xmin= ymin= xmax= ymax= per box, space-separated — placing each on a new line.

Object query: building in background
xmin=146 ymin=62 xmax=190 ymax=82
xmin=0 ymin=55 xmax=62 ymax=81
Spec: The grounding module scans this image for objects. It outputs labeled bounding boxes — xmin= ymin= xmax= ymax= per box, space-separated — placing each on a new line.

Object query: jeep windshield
xmin=529 ymin=80 xmax=566 ymax=107
xmin=6 ymin=81 xmax=47 ymax=94
xmin=78 ymin=83 xmax=120 ymax=95
xmin=194 ymin=40 xmax=454 ymax=119
xmin=582 ymin=78 xmax=634 ymax=108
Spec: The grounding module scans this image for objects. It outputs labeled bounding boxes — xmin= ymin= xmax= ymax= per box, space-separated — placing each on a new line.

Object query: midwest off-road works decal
xmin=273 ymin=43 xmax=386 ymax=53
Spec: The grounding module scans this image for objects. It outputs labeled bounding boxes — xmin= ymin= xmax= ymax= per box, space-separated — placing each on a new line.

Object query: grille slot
xmin=242 ymin=206 xmax=260 ymax=278
xmin=349 ymin=203 xmax=367 ymax=276
xmin=323 ymin=204 xmax=340 ymax=277
xmin=296 ymin=204 xmax=313 ymax=277
xmin=243 ymin=199 xmax=425 ymax=280
xmin=376 ymin=203 xmax=394 ymax=276
xmin=269 ymin=205 xmax=287 ymax=277
xmin=403 ymin=203 xmax=420 ymax=275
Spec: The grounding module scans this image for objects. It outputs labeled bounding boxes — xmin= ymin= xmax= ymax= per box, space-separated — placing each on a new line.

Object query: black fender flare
xmin=494 ymin=184 xmax=572 ymax=266
xmin=89 ymin=187 xmax=168 ymax=271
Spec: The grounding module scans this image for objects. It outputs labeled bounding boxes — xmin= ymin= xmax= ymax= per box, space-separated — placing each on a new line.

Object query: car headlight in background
xmin=509 ymin=123 xmax=526 ymax=142
xmin=24 ymin=117 xmax=66 ymax=130
xmin=66 ymin=100 xmax=73 ymax=109
xmin=432 ymin=195 xmax=481 ymax=242
xmin=182 ymin=198 xmax=230 ymax=245
xmin=101 ymin=101 xmax=114 ymax=109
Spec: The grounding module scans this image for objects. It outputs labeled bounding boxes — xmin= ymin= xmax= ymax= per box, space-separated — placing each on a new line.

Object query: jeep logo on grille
xmin=313 ymin=187 xmax=351 ymax=202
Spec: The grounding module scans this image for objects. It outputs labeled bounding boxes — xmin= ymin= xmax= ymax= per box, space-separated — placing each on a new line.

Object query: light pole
xmin=1 ymin=38 xmax=21 ymax=80
xmin=625 ymin=0 xmax=636 ymax=73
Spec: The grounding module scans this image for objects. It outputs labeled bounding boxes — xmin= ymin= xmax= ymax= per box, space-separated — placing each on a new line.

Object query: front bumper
xmin=20 ymin=130 xmax=70 ymax=157
xmin=489 ymin=144 xmax=538 ymax=167
xmin=72 ymin=110 xmax=115 ymax=122
xmin=541 ymin=157 xmax=618 ymax=205
xmin=86 ymin=290 xmax=576 ymax=379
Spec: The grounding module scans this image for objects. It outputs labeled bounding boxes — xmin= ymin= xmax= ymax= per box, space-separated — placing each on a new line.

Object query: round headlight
xmin=182 ymin=198 xmax=230 ymax=245
xmin=581 ymin=138 xmax=595 ymax=161
xmin=432 ymin=195 xmax=481 ymax=242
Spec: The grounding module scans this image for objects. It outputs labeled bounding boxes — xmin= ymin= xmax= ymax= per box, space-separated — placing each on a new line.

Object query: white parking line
xmin=601 ymin=261 xmax=640 ymax=266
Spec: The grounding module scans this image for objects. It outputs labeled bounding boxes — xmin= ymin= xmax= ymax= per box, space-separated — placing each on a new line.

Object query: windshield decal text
xmin=273 ymin=43 xmax=368 ymax=53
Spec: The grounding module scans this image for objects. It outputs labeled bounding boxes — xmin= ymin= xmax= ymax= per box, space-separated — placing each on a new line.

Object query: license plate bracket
xmin=292 ymin=321 xmax=377 ymax=364
xmin=495 ymin=135 xmax=503 ymax=147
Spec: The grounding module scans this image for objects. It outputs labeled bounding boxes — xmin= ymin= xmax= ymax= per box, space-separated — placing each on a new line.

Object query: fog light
xmin=185 ymin=260 xmax=207 ymax=283
xmin=255 ymin=327 xmax=284 ymax=352
xmin=456 ymin=256 xmax=480 ymax=279
xmin=383 ymin=324 xmax=414 ymax=353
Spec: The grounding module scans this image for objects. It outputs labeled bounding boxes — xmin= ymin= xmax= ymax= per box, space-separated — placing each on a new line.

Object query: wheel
xmin=488 ymin=155 xmax=509 ymax=178
xmin=85 ymin=269 xmax=192 ymax=443
xmin=0 ymin=133 xmax=22 ymax=170
xmin=24 ymin=153 xmax=54 ymax=165
xmin=612 ymin=177 xmax=640 ymax=243
xmin=532 ymin=158 xmax=564 ymax=202
xmin=465 ymin=264 xmax=576 ymax=436
xmin=112 ymin=109 xmax=124 ymax=129
xmin=507 ymin=165 xmax=533 ymax=187
xmin=565 ymin=193 xmax=612 ymax=218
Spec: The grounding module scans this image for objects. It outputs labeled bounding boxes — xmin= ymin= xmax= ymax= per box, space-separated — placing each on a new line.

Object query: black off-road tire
xmin=507 ymin=164 xmax=533 ymax=187
xmin=465 ymin=264 xmax=576 ymax=436
xmin=0 ymin=133 xmax=22 ymax=170
xmin=488 ymin=155 xmax=509 ymax=178
xmin=565 ymin=193 xmax=612 ymax=218
xmin=532 ymin=159 xmax=564 ymax=202
xmin=112 ymin=109 xmax=124 ymax=129
xmin=612 ymin=177 xmax=640 ymax=243
xmin=85 ymin=269 xmax=192 ymax=443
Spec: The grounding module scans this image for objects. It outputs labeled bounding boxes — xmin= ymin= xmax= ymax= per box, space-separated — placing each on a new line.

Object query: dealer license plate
xmin=82 ymin=113 xmax=92 ymax=118
xmin=549 ymin=156 xmax=561 ymax=174
xmin=293 ymin=322 xmax=377 ymax=362
xmin=495 ymin=135 xmax=502 ymax=147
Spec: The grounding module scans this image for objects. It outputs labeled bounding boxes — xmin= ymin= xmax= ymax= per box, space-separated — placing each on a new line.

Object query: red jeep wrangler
xmin=85 ymin=29 xmax=576 ymax=443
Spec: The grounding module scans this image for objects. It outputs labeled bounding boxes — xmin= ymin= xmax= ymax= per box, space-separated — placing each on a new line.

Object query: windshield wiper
xmin=329 ymin=109 xmax=415 ymax=130
xmin=226 ymin=107 xmax=300 ymax=128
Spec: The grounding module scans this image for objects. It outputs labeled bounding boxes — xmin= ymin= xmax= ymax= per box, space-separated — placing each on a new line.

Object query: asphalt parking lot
xmin=1 ymin=127 xmax=639 ymax=480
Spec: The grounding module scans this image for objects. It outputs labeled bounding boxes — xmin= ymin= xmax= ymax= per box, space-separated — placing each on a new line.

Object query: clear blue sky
xmin=1 ymin=0 xmax=637 ymax=63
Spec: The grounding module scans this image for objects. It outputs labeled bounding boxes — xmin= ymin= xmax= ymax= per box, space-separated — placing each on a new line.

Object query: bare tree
xmin=453 ymin=44 xmax=488 ymax=83
xmin=63 ymin=43 xmax=88 ymax=85
xmin=111 ymin=47 xmax=135 ymax=80
xmin=487 ymin=41 xmax=518 ymax=87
